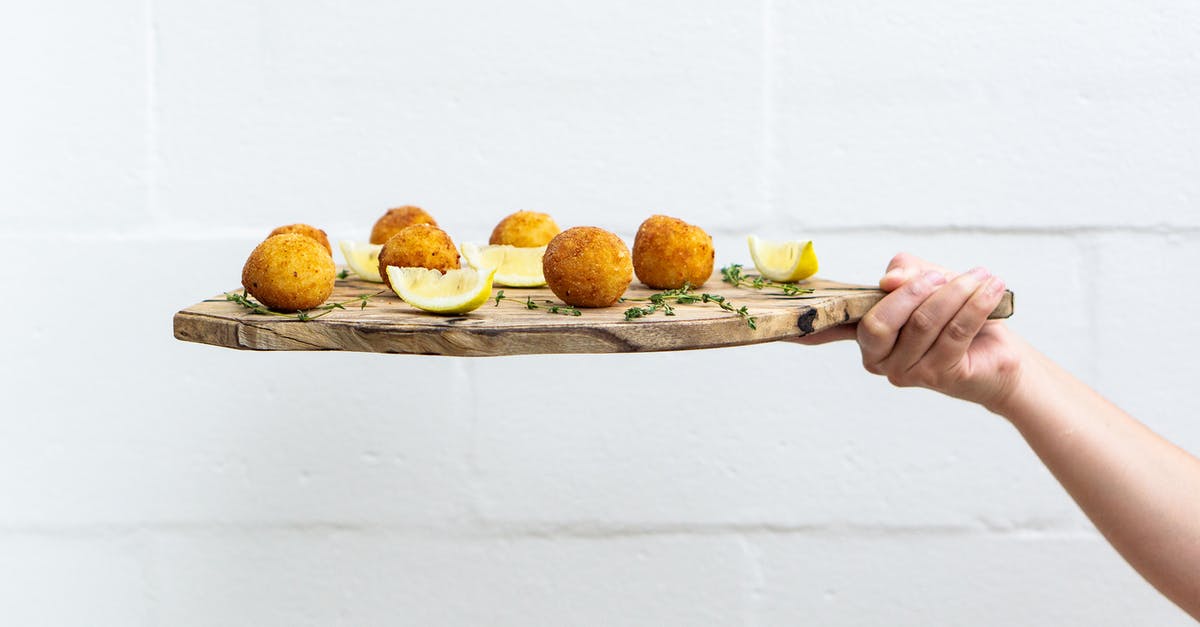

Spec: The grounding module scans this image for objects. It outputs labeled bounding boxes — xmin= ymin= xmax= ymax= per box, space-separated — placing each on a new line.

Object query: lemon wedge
xmin=385 ymin=266 xmax=497 ymax=314
xmin=747 ymin=235 xmax=819 ymax=282
xmin=338 ymin=240 xmax=385 ymax=283
xmin=460 ymin=243 xmax=548 ymax=287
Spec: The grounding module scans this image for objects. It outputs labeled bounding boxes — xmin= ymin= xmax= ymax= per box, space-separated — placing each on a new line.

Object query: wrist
xmin=980 ymin=334 xmax=1039 ymax=418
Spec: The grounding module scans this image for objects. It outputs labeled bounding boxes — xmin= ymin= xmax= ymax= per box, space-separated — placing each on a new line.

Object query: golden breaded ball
xmin=241 ymin=234 xmax=337 ymax=312
xmin=370 ymin=205 xmax=438 ymax=245
xmin=542 ymin=226 xmax=632 ymax=308
xmin=268 ymin=223 xmax=332 ymax=255
xmin=632 ymin=215 xmax=715 ymax=289
xmin=377 ymin=224 xmax=461 ymax=288
xmin=489 ymin=211 xmax=561 ymax=247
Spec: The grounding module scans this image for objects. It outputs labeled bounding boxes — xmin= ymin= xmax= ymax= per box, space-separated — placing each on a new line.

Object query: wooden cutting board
xmin=173 ymin=271 xmax=1013 ymax=356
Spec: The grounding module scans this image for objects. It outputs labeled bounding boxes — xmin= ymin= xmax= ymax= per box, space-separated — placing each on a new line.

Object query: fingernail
xmin=969 ymin=267 xmax=991 ymax=280
xmin=923 ymin=270 xmax=947 ymax=286
xmin=883 ymin=268 xmax=905 ymax=283
xmin=987 ymin=276 xmax=1006 ymax=296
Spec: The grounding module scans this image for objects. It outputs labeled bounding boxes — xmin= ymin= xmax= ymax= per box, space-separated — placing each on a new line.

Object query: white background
xmin=2 ymin=1 xmax=1198 ymax=625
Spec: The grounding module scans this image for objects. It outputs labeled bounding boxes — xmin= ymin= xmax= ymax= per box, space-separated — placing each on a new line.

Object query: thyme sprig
xmin=492 ymin=290 xmax=582 ymax=316
xmin=623 ymin=284 xmax=756 ymax=329
xmin=219 ymin=289 xmax=383 ymax=321
xmin=720 ymin=264 xmax=814 ymax=296
xmin=337 ymin=268 xmax=351 ymax=279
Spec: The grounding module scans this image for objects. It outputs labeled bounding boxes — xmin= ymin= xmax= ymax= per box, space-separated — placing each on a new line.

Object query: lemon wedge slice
xmin=747 ymin=235 xmax=819 ymax=282
xmin=460 ymin=243 xmax=547 ymax=287
xmin=338 ymin=240 xmax=385 ymax=283
xmin=385 ymin=266 xmax=497 ymax=314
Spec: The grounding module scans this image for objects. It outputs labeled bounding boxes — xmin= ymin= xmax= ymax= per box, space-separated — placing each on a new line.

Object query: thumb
xmin=879 ymin=267 xmax=917 ymax=292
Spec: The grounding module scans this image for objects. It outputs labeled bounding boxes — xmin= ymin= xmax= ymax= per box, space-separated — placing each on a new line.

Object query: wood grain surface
xmin=173 ymin=271 xmax=1014 ymax=356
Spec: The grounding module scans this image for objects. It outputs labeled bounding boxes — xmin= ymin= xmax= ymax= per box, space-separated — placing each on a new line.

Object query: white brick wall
xmin=2 ymin=1 xmax=1197 ymax=624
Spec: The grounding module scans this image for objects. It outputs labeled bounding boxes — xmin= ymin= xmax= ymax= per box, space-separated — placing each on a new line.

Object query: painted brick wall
xmin=2 ymin=1 xmax=1197 ymax=624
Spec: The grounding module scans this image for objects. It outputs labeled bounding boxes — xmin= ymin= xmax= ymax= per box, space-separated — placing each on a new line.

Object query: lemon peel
xmin=460 ymin=243 xmax=547 ymax=287
xmin=384 ymin=266 xmax=497 ymax=314
xmin=338 ymin=240 xmax=385 ymax=283
xmin=747 ymin=235 xmax=818 ymax=282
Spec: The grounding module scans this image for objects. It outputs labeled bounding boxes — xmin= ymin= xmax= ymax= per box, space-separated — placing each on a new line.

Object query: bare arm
xmin=801 ymin=253 xmax=1200 ymax=618
xmin=1001 ymin=342 xmax=1200 ymax=616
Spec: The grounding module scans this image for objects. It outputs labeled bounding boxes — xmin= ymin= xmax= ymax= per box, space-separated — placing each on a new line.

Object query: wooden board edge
xmin=171 ymin=289 xmax=1013 ymax=356
xmin=173 ymin=310 xmax=253 ymax=351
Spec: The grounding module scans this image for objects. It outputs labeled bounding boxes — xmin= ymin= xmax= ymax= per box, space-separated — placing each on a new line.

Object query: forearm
xmin=998 ymin=343 xmax=1200 ymax=618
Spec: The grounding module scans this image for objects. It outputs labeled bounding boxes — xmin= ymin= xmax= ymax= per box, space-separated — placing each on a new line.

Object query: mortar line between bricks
xmin=0 ymin=521 xmax=1103 ymax=541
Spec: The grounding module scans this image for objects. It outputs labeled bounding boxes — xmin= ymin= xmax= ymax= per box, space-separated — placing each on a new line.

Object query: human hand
xmin=798 ymin=253 xmax=1024 ymax=412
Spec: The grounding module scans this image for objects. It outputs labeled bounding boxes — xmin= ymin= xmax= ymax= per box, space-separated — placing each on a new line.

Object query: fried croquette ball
xmin=377 ymin=224 xmax=461 ymax=288
xmin=489 ymin=210 xmax=561 ymax=247
xmin=542 ymin=226 xmax=632 ymax=308
xmin=268 ymin=223 xmax=332 ymax=255
xmin=241 ymin=234 xmax=336 ymax=311
xmin=370 ymin=205 xmax=438 ymax=245
xmin=632 ymin=215 xmax=715 ymax=289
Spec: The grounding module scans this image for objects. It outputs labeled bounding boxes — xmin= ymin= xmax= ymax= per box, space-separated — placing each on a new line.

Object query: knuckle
xmin=863 ymin=360 xmax=885 ymax=376
xmin=859 ymin=313 xmax=890 ymax=340
xmin=949 ymin=276 xmax=978 ymax=297
xmin=886 ymin=372 xmax=910 ymax=388
xmin=907 ymin=309 xmax=938 ymax=334
xmin=971 ymin=285 xmax=999 ymax=310
xmin=944 ymin=318 xmax=975 ymax=344
xmin=903 ymin=279 xmax=929 ymax=298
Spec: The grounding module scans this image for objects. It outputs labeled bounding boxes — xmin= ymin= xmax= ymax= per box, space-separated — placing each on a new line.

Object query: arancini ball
xmin=241 ymin=233 xmax=337 ymax=312
xmin=370 ymin=205 xmax=438 ymax=245
xmin=377 ymin=224 xmax=461 ymax=288
xmin=632 ymin=215 xmax=714 ymax=289
xmin=489 ymin=211 xmax=561 ymax=247
xmin=268 ymin=223 xmax=332 ymax=255
xmin=542 ymin=226 xmax=632 ymax=308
